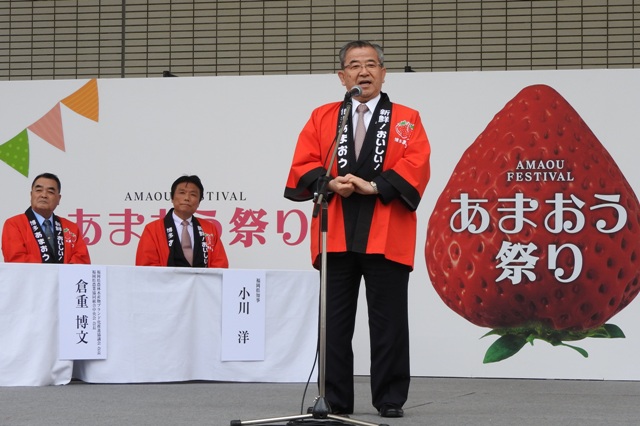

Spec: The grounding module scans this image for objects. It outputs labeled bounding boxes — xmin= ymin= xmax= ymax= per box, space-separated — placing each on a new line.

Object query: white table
xmin=0 ymin=264 xmax=319 ymax=386
xmin=0 ymin=263 xmax=73 ymax=386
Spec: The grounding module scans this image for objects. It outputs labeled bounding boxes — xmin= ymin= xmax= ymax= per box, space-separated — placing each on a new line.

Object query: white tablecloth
xmin=0 ymin=264 xmax=73 ymax=386
xmin=0 ymin=264 xmax=319 ymax=386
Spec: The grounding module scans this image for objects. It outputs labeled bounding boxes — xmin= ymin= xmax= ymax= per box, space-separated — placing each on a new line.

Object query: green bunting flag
xmin=0 ymin=129 xmax=30 ymax=177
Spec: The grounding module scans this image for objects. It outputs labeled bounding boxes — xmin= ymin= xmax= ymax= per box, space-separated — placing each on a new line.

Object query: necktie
xmin=354 ymin=103 xmax=369 ymax=160
xmin=43 ymin=219 xmax=54 ymax=248
xmin=181 ymin=220 xmax=193 ymax=266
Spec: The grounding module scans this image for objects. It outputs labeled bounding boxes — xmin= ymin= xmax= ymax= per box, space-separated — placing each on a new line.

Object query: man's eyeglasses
xmin=343 ymin=62 xmax=382 ymax=72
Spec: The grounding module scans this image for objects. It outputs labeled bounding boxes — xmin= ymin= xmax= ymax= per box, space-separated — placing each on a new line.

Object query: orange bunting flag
xmin=0 ymin=129 xmax=30 ymax=177
xmin=60 ymin=78 xmax=99 ymax=122
xmin=27 ymin=103 xmax=65 ymax=151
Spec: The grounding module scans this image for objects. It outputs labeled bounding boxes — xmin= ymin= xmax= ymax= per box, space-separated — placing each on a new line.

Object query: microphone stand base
xmin=230 ymin=395 xmax=389 ymax=426
xmin=230 ymin=414 xmax=389 ymax=426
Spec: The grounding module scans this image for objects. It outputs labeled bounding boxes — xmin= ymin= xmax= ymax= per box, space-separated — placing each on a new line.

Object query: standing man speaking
xmin=284 ymin=41 xmax=431 ymax=418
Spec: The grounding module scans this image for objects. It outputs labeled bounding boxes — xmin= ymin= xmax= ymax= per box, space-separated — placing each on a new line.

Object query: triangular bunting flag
xmin=27 ymin=103 xmax=65 ymax=151
xmin=60 ymin=79 xmax=99 ymax=122
xmin=0 ymin=129 xmax=30 ymax=177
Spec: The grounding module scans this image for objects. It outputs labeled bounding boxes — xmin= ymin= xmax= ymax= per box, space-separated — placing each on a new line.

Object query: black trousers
xmin=323 ymin=252 xmax=411 ymax=413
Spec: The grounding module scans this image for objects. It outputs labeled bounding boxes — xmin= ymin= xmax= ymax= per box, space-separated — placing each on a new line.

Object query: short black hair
xmin=32 ymin=172 xmax=61 ymax=192
xmin=170 ymin=175 xmax=204 ymax=201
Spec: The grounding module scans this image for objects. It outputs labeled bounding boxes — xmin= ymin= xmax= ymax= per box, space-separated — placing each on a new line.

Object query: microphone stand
xmin=230 ymin=93 xmax=387 ymax=426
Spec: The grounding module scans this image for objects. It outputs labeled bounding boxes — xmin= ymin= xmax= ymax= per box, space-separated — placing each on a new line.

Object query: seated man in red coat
xmin=2 ymin=172 xmax=91 ymax=264
xmin=135 ymin=175 xmax=229 ymax=268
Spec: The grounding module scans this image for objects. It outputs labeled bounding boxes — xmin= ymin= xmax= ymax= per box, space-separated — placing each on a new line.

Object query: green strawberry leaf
xmin=481 ymin=322 xmax=625 ymax=363
xmin=601 ymin=323 xmax=625 ymax=338
xmin=483 ymin=335 xmax=528 ymax=363
xmin=555 ymin=342 xmax=589 ymax=358
xmin=481 ymin=329 xmax=502 ymax=338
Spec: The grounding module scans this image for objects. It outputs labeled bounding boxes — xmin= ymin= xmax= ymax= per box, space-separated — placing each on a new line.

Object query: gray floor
xmin=0 ymin=376 xmax=639 ymax=426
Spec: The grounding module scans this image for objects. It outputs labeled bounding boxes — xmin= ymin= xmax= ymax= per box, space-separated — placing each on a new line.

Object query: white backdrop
xmin=1 ymin=69 xmax=639 ymax=380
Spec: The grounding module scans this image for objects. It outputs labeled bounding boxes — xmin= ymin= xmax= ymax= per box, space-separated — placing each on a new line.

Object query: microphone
xmin=345 ymin=85 xmax=362 ymax=98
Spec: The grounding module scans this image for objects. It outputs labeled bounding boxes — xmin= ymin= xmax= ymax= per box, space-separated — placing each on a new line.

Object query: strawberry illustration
xmin=395 ymin=120 xmax=414 ymax=139
xmin=425 ymin=84 xmax=640 ymax=362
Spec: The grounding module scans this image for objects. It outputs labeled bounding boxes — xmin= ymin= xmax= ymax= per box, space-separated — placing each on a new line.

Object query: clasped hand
xmin=328 ymin=174 xmax=375 ymax=198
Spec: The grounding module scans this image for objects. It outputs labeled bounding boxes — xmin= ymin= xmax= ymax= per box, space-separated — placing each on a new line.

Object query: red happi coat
xmin=135 ymin=216 xmax=229 ymax=268
xmin=2 ymin=213 xmax=91 ymax=264
xmin=284 ymin=94 xmax=431 ymax=269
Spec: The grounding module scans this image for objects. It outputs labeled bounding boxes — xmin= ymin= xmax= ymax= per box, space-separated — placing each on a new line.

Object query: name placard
xmin=58 ymin=265 xmax=107 ymax=360
xmin=221 ymin=269 xmax=266 ymax=361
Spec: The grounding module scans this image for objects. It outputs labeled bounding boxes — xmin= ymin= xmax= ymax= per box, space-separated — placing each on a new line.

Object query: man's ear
xmin=337 ymin=70 xmax=346 ymax=86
